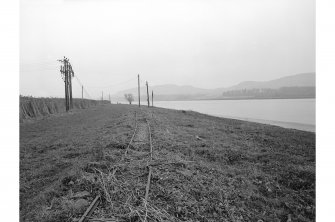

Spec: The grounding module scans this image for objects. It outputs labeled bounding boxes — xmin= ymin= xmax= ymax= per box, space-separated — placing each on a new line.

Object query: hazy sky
xmin=20 ymin=0 xmax=315 ymax=98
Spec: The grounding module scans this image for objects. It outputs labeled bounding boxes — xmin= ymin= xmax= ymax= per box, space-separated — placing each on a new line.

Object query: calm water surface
xmin=154 ymin=99 xmax=315 ymax=132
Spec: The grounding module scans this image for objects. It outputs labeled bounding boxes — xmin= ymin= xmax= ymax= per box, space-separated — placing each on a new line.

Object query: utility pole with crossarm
xmin=58 ymin=57 xmax=74 ymax=112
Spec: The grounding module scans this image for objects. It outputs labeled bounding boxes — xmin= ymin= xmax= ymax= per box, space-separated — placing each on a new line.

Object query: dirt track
xmin=20 ymin=104 xmax=315 ymax=222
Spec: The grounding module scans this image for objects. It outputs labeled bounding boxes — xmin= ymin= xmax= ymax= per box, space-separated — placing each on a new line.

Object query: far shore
xmin=151 ymin=96 xmax=316 ymax=102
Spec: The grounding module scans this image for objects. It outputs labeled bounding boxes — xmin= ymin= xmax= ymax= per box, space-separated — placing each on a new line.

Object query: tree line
xmin=222 ymin=86 xmax=315 ymax=99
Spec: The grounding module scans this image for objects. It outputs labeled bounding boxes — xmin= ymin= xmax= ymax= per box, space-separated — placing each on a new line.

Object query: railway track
xmin=124 ymin=112 xmax=154 ymax=205
xmin=80 ymin=110 xmax=158 ymax=222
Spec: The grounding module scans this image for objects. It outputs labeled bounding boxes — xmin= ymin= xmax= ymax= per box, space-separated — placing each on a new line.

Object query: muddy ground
xmin=20 ymin=104 xmax=315 ymax=222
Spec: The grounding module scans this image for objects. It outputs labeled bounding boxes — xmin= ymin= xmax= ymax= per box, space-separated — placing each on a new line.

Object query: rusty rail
xmin=83 ymin=110 xmax=155 ymax=221
xmin=79 ymin=195 xmax=101 ymax=222
xmin=124 ymin=112 xmax=137 ymax=157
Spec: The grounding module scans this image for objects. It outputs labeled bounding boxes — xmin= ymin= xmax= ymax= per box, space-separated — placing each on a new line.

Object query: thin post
xmin=152 ymin=90 xmax=153 ymax=107
xmin=66 ymin=58 xmax=71 ymax=111
xmin=146 ymin=81 xmax=150 ymax=107
xmin=62 ymin=65 xmax=67 ymax=111
xmin=64 ymin=58 xmax=69 ymax=111
xmin=138 ymin=74 xmax=140 ymax=107
xmin=69 ymin=64 xmax=73 ymax=109
xmin=82 ymin=85 xmax=83 ymax=99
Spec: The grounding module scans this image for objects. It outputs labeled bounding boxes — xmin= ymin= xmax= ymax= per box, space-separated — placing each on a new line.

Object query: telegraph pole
xmin=68 ymin=63 xmax=73 ymax=109
xmin=60 ymin=65 xmax=68 ymax=111
xmin=146 ymin=81 xmax=150 ymax=107
xmin=152 ymin=90 xmax=153 ymax=107
xmin=64 ymin=58 xmax=69 ymax=111
xmin=58 ymin=56 xmax=74 ymax=112
xmin=138 ymin=74 xmax=140 ymax=107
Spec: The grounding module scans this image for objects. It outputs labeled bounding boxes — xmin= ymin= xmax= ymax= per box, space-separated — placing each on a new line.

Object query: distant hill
xmin=128 ymin=84 xmax=212 ymax=95
xmin=111 ymin=84 xmax=212 ymax=102
xmin=224 ymin=73 xmax=315 ymax=91
xmin=112 ymin=72 xmax=315 ymax=102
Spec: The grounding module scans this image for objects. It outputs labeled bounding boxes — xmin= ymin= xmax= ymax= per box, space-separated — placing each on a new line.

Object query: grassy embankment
xmin=20 ymin=104 xmax=315 ymax=222
xmin=20 ymin=96 xmax=110 ymax=121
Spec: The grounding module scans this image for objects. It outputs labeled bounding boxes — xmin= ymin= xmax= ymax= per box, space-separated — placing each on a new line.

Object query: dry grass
xmin=147 ymin=108 xmax=315 ymax=221
xmin=20 ymin=104 xmax=315 ymax=222
xmin=20 ymin=104 xmax=137 ymax=221
xmin=84 ymin=164 xmax=176 ymax=222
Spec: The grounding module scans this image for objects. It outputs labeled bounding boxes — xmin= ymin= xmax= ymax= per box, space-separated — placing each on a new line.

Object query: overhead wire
xmin=20 ymin=60 xmax=56 ymax=66
xmin=23 ymin=59 xmax=142 ymax=100
xmin=86 ymin=76 xmax=137 ymax=89
xmin=74 ymin=75 xmax=93 ymax=99
xmin=20 ymin=61 xmax=59 ymax=73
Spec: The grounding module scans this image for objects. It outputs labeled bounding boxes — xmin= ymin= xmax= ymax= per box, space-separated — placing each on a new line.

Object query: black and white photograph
xmin=3 ymin=0 xmax=331 ymax=221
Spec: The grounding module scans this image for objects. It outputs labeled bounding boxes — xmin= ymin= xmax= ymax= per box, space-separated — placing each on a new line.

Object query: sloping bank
xmin=20 ymin=96 xmax=110 ymax=121
xmin=19 ymin=104 xmax=315 ymax=222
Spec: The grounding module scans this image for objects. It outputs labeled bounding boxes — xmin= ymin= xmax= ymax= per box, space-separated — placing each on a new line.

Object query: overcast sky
xmin=20 ymin=0 xmax=315 ymax=99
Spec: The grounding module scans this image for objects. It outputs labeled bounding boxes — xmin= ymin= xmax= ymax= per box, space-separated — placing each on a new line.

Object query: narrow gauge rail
xmin=80 ymin=111 xmax=155 ymax=222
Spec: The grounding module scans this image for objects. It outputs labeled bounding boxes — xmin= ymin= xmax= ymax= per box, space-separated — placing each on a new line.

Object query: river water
xmin=153 ymin=99 xmax=315 ymax=132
